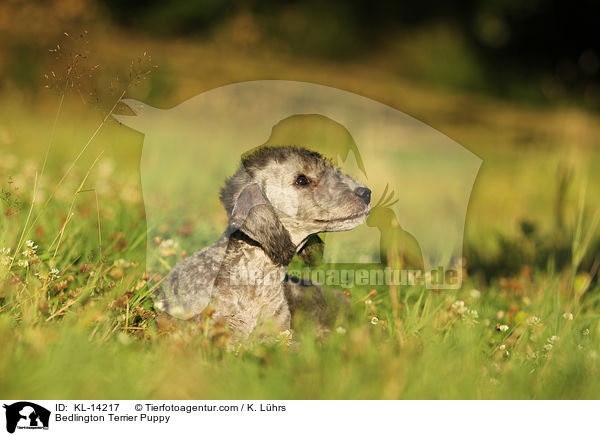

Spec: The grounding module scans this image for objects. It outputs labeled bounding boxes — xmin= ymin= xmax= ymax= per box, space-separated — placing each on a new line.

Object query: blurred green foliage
xmin=0 ymin=0 xmax=598 ymax=106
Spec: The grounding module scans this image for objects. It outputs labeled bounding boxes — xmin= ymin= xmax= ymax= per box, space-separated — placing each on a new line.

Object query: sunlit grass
xmin=1 ymin=41 xmax=600 ymax=399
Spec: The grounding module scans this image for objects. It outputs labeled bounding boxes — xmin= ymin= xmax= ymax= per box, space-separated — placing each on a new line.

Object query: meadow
xmin=1 ymin=29 xmax=599 ymax=399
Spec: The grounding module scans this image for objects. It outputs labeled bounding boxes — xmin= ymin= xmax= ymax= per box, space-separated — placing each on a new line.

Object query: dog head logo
xmin=114 ymin=80 xmax=481 ymax=305
xmin=3 ymin=402 xmax=50 ymax=433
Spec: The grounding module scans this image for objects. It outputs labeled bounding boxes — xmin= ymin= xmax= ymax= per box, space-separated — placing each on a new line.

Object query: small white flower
xmin=544 ymin=336 xmax=559 ymax=352
xmin=364 ymin=299 xmax=373 ymax=306
xmin=528 ymin=316 xmax=542 ymax=327
xmin=469 ymin=309 xmax=479 ymax=318
xmin=452 ymin=300 xmax=470 ymax=318
xmin=159 ymin=239 xmax=178 ymax=257
xmin=498 ymin=324 xmax=509 ymax=332
xmin=22 ymin=240 xmax=38 ymax=257
xmin=49 ymin=267 xmax=60 ymax=280
xmin=499 ymin=344 xmax=506 ymax=351
xmin=562 ymin=312 xmax=574 ymax=321
xmin=452 ymin=300 xmax=466 ymax=312
xmin=370 ymin=316 xmax=379 ymax=325
xmin=0 ymin=247 xmax=11 ymax=255
xmin=17 ymin=259 xmax=29 ymax=267
xmin=335 ymin=326 xmax=346 ymax=335
xmin=469 ymin=289 xmax=481 ymax=298
xmin=113 ymin=258 xmax=132 ymax=268
xmin=583 ymin=329 xmax=590 ymax=336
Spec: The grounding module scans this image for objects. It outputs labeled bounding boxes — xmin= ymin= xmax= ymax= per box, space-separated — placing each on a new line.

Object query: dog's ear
xmin=298 ymin=234 xmax=324 ymax=266
xmin=229 ymin=182 xmax=296 ymax=265
xmin=220 ymin=167 xmax=253 ymax=217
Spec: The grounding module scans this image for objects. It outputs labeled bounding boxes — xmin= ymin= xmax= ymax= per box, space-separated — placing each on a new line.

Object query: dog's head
xmin=220 ymin=146 xmax=371 ymax=265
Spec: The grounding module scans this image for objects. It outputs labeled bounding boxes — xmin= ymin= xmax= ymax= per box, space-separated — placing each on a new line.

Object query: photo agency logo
xmin=113 ymin=80 xmax=481 ymax=319
xmin=3 ymin=402 xmax=50 ymax=433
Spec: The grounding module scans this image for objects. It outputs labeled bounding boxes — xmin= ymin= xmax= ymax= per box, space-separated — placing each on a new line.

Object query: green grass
xmin=1 ymin=37 xmax=600 ymax=399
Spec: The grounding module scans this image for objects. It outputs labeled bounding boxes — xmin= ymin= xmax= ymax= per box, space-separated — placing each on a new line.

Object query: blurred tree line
xmin=0 ymin=0 xmax=598 ymax=107
xmin=101 ymin=0 xmax=600 ymax=105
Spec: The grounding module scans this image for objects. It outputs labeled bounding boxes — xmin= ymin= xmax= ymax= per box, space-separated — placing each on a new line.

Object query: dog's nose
xmin=354 ymin=187 xmax=371 ymax=205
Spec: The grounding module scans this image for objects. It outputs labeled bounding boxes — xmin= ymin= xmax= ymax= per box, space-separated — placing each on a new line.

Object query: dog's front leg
xmin=213 ymin=288 xmax=291 ymax=341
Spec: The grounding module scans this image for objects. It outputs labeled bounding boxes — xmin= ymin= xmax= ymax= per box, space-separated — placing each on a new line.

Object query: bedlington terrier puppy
xmin=156 ymin=146 xmax=371 ymax=339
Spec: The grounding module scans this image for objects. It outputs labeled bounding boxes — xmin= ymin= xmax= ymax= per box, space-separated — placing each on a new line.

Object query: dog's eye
xmin=295 ymin=174 xmax=311 ymax=186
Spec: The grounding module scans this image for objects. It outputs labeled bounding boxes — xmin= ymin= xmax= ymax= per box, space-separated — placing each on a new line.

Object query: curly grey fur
xmin=156 ymin=146 xmax=370 ymax=339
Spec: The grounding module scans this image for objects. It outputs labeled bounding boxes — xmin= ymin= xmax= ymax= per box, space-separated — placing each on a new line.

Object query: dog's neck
xmin=215 ymin=231 xmax=290 ymax=289
xmin=278 ymin=216 xmax=319 ymax=248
